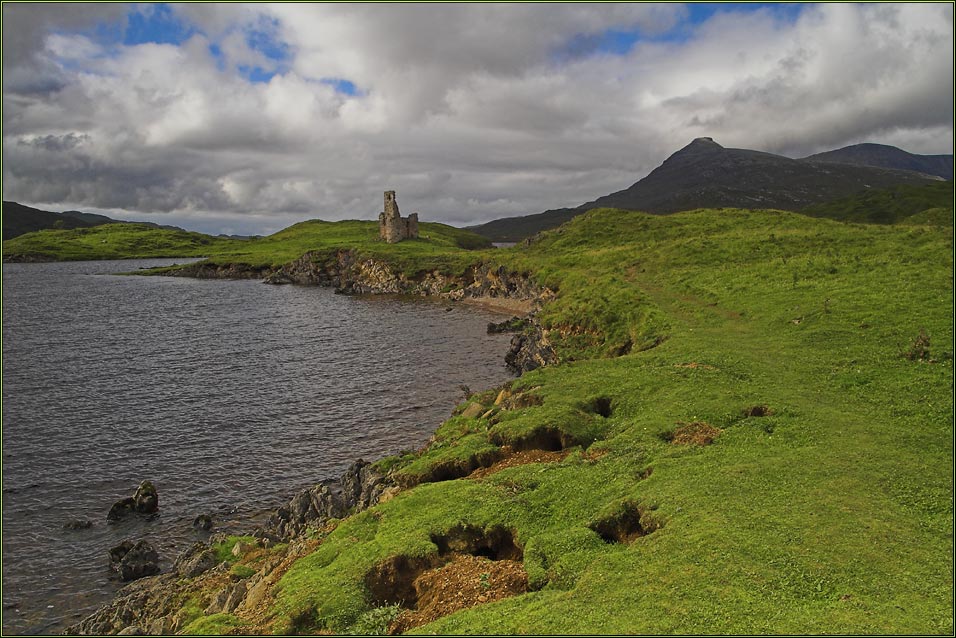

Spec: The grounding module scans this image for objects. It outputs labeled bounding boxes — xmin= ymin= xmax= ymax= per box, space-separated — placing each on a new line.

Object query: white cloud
xmin=2 ymin=3 xmax=952 ymax=235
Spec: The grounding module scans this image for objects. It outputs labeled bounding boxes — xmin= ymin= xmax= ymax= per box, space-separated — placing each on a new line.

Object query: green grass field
xmin=261 ymin=208 xmax=953 ymax=634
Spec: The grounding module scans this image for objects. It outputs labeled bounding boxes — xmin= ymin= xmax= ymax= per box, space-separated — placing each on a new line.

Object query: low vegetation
xmin=801 ymin=180 xmax=953 ymax=225
xmin=1 ymin=223 xmax=240 ymax=262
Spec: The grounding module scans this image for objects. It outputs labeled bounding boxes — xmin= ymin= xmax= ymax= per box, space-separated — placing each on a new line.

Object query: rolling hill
xmin=2 ymin=201 xmax=185 ymax=240
xmin=467 ymin=139 xmax=948 ymax=241
xmin=802 ymin=142 xmax=953 ymax=179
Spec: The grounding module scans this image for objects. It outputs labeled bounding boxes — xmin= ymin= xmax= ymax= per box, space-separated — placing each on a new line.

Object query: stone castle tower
xmin=378 ymin=191 xmax=419 ymax=243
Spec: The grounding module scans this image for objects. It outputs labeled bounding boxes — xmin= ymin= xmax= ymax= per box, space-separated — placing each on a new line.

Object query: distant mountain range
xmin=2 ymin=201 xmax=188 ymax=241
xmin=468 ymin=139 xmax=952 ymax=241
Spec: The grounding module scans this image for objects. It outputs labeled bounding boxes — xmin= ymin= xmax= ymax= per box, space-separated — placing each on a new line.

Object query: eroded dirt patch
xmin=667 ymin=421 xmax=722 ymax=446
xmin=589 ymin=502 xmax=661 ymax=545
xmin=468 ymin=446 xmax=570 ymax=480
xmin=431 ymin=524 xmax=523 ymax=561
xmin=388 ymin=554 xmax=528 ymax=634
xmin=743 ymin=405 xmax=773 ymax=417
xmin=365 ymin=525 xmax=526 ymax=633
xmin=490 ymin=424 xmax=590 ymax=452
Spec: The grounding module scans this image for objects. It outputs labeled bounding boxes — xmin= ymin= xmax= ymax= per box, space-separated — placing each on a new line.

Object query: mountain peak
xmin=687 ymin=136 xmax=722 ymax=149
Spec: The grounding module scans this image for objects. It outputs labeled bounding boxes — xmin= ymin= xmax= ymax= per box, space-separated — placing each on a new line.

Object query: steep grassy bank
xmin=64 ymin=208 xmax=953 ymax=634
xmin=159 ymin=208 xmax=951 ymax=635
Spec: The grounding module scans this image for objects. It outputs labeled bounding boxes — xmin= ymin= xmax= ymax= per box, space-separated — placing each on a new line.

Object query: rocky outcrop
xmin=173 ymin=543 xmax=220 ymax=578
xmin=109 ymin=540 xmax=160 ymax=582
xmin=505 ymin=327 xmax=557 ymax=373
xmin=267 ymin=482 xmax=344 ymax=540
xmin=163 ymin=262 xmax=270 ymax=280
xmin=107 ymin=481 xmax=159 ymax=521
xmin=261 ymin=458 xmax=395 ymax=541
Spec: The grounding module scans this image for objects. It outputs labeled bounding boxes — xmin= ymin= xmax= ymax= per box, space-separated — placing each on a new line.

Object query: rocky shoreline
xmin=65 ymin=250 xmax=561 ymax=634
xmin=66 ymin=460 xmax=396 ymax=635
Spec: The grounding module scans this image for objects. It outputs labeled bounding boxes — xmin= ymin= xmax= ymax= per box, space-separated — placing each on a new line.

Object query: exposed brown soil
xmin=744 ymin=405 xmax=773 ymax=417
xmin=670 ymin=421 xmax=722 ymax=446
xmin=467 ymin=446 xmax=570 ymax=479
xmin=232 ymin=539 xmax=323 ymax=634
xmin=388 ymin=554 xmax=528 ymax=634
xmin=490 ymin=424 xmax=590 ymax=452
xmin=589 ymin=501 xmax=661 ymax=544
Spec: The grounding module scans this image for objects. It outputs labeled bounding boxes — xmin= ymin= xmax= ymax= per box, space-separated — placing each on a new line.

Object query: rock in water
xmin=192 ymin=514 xmax=213 ymax=531
xmin=63 ymin=519 xmax=94 ymax=530
xmin=107 ymin=481 xmax=159 ymax=521
xmin=110 ymin=539 xmax=161 ymax=582
xmin=107 ymin=497 xmax=136 ymax=521
xmin=109 ymin=540 xmax=135 ymax=563
xmin=133 ymin=481 xmax=159 ymax=514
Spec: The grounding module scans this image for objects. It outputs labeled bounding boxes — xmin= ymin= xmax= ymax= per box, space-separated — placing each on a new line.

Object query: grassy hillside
xmin=800 ymin=180 xmax=953 ymax=225
xmin=1 ymin=223 xmax=241 ymax=261
xmin=231 ymin=208 xmax=952 ymax=634
xmin=2 ymin=201 xmax=95 ymax=240
xmin=195 ymin=219 xmax=491 ymax=273
xmin=2 ymin=219 xmax=492 ymax=267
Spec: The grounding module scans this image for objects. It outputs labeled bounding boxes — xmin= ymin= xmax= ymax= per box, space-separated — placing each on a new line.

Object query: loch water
xmin=1 ymin=259 xmax=516 ymax=634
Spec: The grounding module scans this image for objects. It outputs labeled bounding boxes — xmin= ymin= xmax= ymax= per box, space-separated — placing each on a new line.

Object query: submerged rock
xmin=63 ymin=519 xmax=94 ymax=530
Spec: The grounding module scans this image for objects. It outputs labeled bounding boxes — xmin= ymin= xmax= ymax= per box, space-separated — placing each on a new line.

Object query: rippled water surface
xmin=1 ymin=259 xmax=515 ymax=634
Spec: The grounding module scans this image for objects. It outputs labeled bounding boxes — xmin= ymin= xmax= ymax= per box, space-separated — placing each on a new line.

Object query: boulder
xmin=109 ymin=540 xmax=135 ymax=563
xmin=107 ymin=498 xmax=136 ymax=522
xmin=460 ymin=402 xmax=485 ymax=419
xmin=63 ymin=519 xmax=94 ymax=530
xmin=231 ymin=540 xmax=257 ymax=557
xmin=107 ymin=481 xmax=159 ymax=521
xmin=132 ymin=481 xmax=158 ymax=514
xmin=192 ymin=514 xmax=213 ymax=531
xmin=110 ymin=540 xmax=160 ymax=582
xmin=173 ymin=542 xmax=220 ymax=578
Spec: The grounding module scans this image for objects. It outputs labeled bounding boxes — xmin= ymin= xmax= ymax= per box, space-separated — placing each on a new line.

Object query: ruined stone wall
xmin=379 ymin=191 xmax=419 ymax=243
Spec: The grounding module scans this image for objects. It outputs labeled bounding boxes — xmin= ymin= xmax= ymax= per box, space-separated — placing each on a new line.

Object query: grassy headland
xmin=15 ymin=207 xmax=952 ymax=634
xmin=255 ymin=208 xmax=952 ymax=634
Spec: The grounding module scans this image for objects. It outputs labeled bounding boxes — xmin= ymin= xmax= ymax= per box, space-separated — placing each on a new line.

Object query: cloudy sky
xmin=3 ymin=3 xmax=953 ymax=235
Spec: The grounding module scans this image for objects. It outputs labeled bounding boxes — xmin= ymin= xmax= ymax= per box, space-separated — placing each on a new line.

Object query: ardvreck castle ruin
xmin=378 ymin=191 xmax=419 ymax=243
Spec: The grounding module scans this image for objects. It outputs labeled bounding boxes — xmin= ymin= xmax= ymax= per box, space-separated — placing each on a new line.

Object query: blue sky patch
xmin=321 ymin=78 xmax=362 ymax=96
xmin=123 ymin=4 xmax=196 ymax=46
